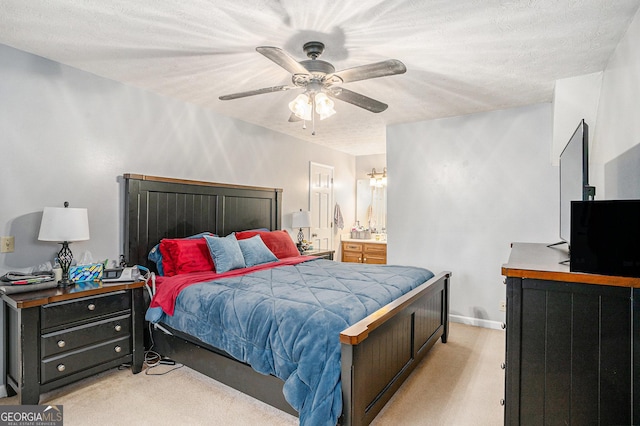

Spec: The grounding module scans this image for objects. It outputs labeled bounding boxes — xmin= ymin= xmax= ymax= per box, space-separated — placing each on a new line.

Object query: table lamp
xmin=38 ymin=202 xmax=90 ymax=286
xmin=292 ymin=209 xmax=312 ymax=253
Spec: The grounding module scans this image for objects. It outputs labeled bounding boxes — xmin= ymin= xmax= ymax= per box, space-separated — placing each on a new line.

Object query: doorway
xmin=309 ymin=162 xmax=334 ymax=250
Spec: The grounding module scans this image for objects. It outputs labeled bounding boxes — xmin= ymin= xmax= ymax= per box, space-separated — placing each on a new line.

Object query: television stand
xmin=501 ymin=243 xmax=639 ymax=425
xmin=546 ymin=240 xmax=567 ymax=248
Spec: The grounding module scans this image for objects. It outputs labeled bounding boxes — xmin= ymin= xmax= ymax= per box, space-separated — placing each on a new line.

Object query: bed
xmin=124 ymin=174 xmax=451 ymax=426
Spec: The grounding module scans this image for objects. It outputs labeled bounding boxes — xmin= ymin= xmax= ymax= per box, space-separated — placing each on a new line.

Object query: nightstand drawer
xmin=41 ymin=313 xmax=131 ymax=357
xmin=41 ymin=335 xmax=131 ymax=384
xmin=41 ymin=291 xmax=130 ymax=330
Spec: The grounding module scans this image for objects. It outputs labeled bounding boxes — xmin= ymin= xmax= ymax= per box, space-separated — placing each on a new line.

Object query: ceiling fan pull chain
xmin=311 ymin=93 xmax=316 ymax=136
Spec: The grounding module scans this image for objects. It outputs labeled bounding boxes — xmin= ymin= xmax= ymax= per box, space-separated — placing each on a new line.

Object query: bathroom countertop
xmin=340 ymin=237 xmax=387 ymax=244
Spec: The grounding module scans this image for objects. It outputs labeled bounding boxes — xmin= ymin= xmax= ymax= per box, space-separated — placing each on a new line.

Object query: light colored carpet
xmin=0 ymin=322 xmax=504 ymax=425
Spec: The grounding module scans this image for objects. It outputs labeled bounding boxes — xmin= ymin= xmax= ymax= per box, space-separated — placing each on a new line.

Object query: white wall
xmin=355 ymin=154 xmax=386 ymax=180
xmin=0 ymin=43 xmax=356 ymax=396
xmin=592 ymin=6 xmax=640 ymax=198
xmin=387 ymin=104 xmax=556 ymax=326
xmin=552 ymin=72 xmax=603 ymax=165
xmin=384 ymin=6 xmax=640 ymax=328
xmin=551 ymin=7 xmax=640 ymax=199
xmin=0 ymin=43 xmax=355 ymax=275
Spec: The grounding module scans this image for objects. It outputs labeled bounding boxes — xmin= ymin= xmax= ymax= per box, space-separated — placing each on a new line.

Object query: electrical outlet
xmin=1 ymin=236 xmax=15 ymax=253
xmin=499 ymin=300 xmax=507 ymax=312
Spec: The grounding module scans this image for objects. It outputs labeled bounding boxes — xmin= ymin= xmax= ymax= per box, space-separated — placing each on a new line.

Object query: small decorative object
xmin=69 ymin=263 xmax=103 ymax=282
xmin=38 ymin=201 xmax=90 ymax=287
xmin=350 ymin=223 xmax=371 ymax=239
xmin=292 ymin=209 xmax=312 ymax=253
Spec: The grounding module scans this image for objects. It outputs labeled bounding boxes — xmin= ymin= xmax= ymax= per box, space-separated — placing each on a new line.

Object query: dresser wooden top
xmin=502 ymin=242 xmax=640 ymax=288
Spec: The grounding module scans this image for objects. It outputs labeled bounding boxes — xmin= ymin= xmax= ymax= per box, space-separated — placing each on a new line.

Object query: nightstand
xmin=303 ymin=249 xmax=335 ymax=260
xmin=1 ymin=280 xmax=145 ymax=404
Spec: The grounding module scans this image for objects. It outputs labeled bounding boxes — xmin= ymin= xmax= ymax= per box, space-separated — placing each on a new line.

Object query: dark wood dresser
xmin=502 ymin=243 xmax=639 ymax=425
xmin=2 ymin=280 xmax=145 ymax=404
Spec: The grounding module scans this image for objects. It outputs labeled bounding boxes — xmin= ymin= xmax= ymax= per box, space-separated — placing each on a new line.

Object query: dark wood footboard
xmin=340 ymin=271 xmax=451 ymax=426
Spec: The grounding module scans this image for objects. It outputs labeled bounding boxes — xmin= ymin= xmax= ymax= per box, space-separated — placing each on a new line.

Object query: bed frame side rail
xmin=340 ymin=271 xmax=451 ymax=426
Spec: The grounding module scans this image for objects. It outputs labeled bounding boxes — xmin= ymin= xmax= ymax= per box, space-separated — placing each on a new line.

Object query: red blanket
xmin=150 ymin=256 xmax=314 ymax=316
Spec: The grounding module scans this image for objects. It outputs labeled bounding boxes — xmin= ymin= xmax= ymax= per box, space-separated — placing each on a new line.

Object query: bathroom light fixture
xmin=368 ymin=167 xmax=388 ymax=187
xmin=38 ymin=201 xmax=90 ymax=287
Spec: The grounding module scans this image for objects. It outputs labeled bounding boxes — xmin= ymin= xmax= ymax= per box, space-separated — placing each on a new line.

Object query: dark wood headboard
xmin=124 ymin=174 xmax=282 ymax=271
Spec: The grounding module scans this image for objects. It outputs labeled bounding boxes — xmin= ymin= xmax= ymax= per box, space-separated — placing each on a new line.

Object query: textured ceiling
xmin=1 ymin=1 xmax=639 ymax=155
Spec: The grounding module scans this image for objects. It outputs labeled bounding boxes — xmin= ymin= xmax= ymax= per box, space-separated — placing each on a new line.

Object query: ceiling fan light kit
xmin=219 ymin=41 xmax=406 ymax=135
xmin=288 ymin=92 xmax=336 ymax=121
xmin=288 ymin=94 xmax=312 ymax=121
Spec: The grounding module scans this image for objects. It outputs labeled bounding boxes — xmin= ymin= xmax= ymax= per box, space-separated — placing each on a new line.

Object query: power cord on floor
xmin=144 ymin=321 xmax=184 ymax=375
xmin=140 ymin=272 xmax=184 ymax=375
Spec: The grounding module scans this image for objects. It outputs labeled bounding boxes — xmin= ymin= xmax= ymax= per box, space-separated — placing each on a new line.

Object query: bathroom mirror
xmin=356 ymin=179 xmax=386 ymax=233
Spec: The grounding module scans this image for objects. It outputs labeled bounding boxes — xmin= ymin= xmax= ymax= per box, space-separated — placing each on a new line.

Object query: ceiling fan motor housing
xmin=293 ymin=60 xmax=338 ymax=87
xmin=303 ymin=41 xmax=325 ymax=59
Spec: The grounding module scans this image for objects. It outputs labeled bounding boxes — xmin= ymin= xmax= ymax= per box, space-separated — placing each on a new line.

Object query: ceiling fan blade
xmin=329 ymin=59 xmax=406 ymax=84
xmin=328 ymin=88 xmax=388 ymax=113
xmin=256 ymin=46 xmax=310 ymax=75
xmin=219 ymin=85 xmax=297 ymax=100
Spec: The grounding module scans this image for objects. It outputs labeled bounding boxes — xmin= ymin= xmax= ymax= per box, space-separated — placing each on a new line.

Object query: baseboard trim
xmin=450 ymin=314 xmax=504 ymax=330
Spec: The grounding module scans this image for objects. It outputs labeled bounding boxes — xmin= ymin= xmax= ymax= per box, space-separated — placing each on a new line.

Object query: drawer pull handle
xmin=501 ymin=362 xmax=506 ymax=370
xmin=114 ymin=345 xmax=122 ymax=353
xmin=88 ymin=303 xmax=96 ymax=311
xmin=501 ymin=322 xmax=506 ymax=330
xmin=57 ymin=340 xmax=66 ymax=348
xmin=57 ymin=364 xmax=65 ymax=372
xmin=500 ymin=399 xmax=505 ymax=406
xmin=114 ymin=325 xmax=122 ymax=332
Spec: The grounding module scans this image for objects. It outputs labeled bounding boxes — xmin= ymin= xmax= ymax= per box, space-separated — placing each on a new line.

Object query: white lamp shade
xmin=288 ymin=94 xmax=312 ymax=121
xmin=38 ymin=207 xmax=90 ymax=242
xmin=315 ymin=93 xmax=336 ymax=120
xmin=292 ymin=210 xmax=312 ymax=228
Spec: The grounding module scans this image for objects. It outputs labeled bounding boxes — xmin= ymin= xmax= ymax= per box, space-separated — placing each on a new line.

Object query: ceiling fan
xmin=219 ymin=41 xmax=406 ymax=131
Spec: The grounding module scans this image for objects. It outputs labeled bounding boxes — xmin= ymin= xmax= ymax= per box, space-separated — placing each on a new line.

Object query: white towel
xmin=333 ymin=203 xmax=344 ymax=230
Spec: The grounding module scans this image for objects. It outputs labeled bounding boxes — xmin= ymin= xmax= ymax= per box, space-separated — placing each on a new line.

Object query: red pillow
xmin=235 ymin=230 xmax=299 ymax=259
xmin=159 ymin=238 xmax=214 ymax=276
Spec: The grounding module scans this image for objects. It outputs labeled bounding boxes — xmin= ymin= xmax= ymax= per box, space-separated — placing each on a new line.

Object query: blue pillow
xmin=238 ymin=235 xmax=278 ymax=267
xmin=204 ymin=234 xmax=246 ymax=273
xmin=148 ymin=232 xmax=214 ymax=275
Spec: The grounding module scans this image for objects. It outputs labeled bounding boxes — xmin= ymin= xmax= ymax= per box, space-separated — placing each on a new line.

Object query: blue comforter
xmin=146 ymin=259 xmax=434 ymax=425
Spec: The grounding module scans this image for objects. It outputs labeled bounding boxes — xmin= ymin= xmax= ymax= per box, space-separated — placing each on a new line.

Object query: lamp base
xmin=297 ymin=227 xmax=306 ymax=254
xmin=57 ymin=278 xmax=75 ymax=288
xmin=58 ymin=241 xmax=75 ymax=288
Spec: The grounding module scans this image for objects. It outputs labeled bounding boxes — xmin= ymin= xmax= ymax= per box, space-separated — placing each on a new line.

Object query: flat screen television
xmin=558 ymin=119 xmax=595 ymax=246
